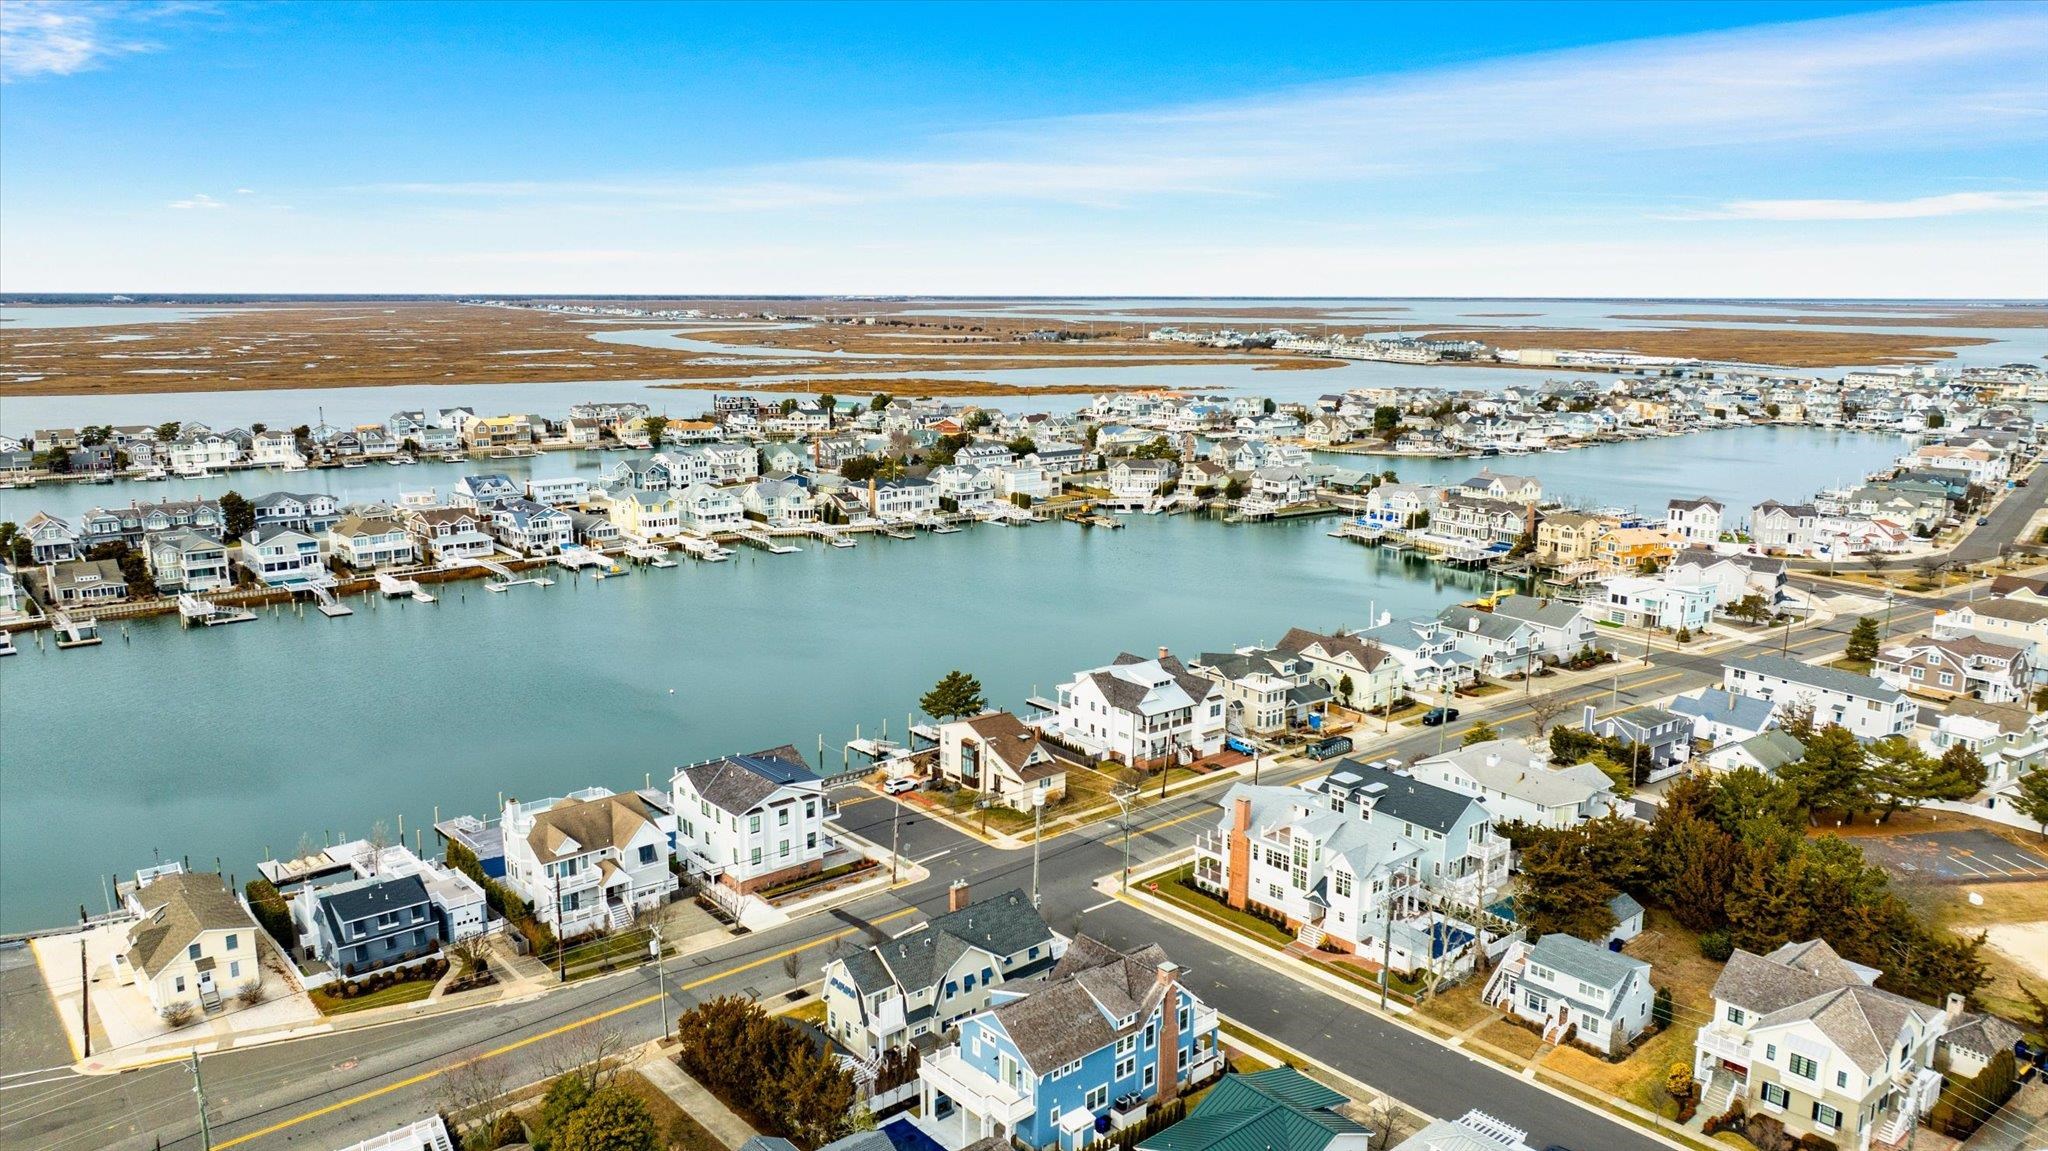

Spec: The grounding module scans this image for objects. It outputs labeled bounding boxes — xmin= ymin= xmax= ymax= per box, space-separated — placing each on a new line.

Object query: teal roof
xmin=1140 ymin=1069 xmax=1366 ymax=1151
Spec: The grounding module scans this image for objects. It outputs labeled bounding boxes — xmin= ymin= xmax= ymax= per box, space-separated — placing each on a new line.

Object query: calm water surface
xmin=0 ymin=515 xmax=1495 ymax=930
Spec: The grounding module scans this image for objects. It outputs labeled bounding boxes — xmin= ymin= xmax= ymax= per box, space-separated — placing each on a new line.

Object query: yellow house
xmin=604 ymin=489 xmax=684 ymax=539
xmin=1536 ymin=511 xmax=1619 ymax=566
xmin=465 ymin=414 xmax=531 ymax=448
xmin=1597 ymin=526 xmax=1682 ymax=572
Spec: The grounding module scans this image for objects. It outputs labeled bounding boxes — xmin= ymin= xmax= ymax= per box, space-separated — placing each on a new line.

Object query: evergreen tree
xmin=1845 ymin=616 xmax=1882 ymax=663
xmin=218 ymin=490 xmax=255 ymax=541
xmin=1778 ymin=724 xmax=1868 ymax=815
xmin=1578 ymin=812 xmax=1653 ymax=897
xmin=919 ymin=671 xmax=987 ymax=721
xmin=1723 ymin=841 xmax=1802 ymax=952
xmin=2013 ymin=769 xmax=2048 ymax=838
xmin=1708 ymin=766 xmax=1804 ymax=842
xmin=556 ymin=1086 xmax=658 ymax=1151
xmin=1516 ymin=838 xmax=1618 ymax=941
xmin=1460 ymin=720 xmax=1499 ymax=747
xmin=1651 ymin=813 xmax=1738 ymax=932
xmin=1926 ymin=744 xmax=1989 ymax=802
xmin=1866 ymin=735 xmax=1936 ymax=817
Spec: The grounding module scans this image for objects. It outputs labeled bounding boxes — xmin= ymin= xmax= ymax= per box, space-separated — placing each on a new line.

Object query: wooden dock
xmin=52 ymin=612 xmax=101 ymax=648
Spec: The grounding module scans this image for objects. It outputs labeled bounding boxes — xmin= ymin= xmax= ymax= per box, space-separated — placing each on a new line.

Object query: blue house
xmin=916 ymin=936 xmax=1221 ymax=1151
xmin=294 ymin=873 xmax=443 ymax=978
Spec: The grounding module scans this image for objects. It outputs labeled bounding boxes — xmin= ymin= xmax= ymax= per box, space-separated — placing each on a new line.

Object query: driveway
xmin=0 ymin=942 xmax=75 ymax=1077
xmin=1857 ymin=829 xmax=2048 ymax=883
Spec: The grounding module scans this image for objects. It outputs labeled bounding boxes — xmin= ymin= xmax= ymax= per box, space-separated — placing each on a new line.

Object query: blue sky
xmin=2 ymin=1 xmax=2045 ymax=296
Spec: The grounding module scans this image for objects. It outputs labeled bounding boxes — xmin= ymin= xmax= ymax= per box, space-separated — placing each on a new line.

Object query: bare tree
xmin=438 ymin=1055 xmax=512 ymax=1144
xmin=782 ymin=950 xmax=802 ymax=984
xmin=536 ymin=1020 xmax=630 ymax=1089
xmin=1526 ymin=690 xmax=1573 ymax=738
xmin=1865 ymin=553 xmax=1891 ymax=577
xmin=1360 ymin=1097 xmax=1399 ymax=1151
xmin=447 ymin=935 xmax=489 ymax=977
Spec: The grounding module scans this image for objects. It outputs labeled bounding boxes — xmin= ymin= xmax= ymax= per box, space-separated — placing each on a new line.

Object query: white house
xmin=501 ymin=787 xmax=678 ymax=936
xmin=1109 ymin=459 xmax=1178 ymax=501
xmin=871 ymin=476 xmax=940 ymax=520
xmin=676 ymin=482 xmax=745 ymax=532
xmin=1667 ymin=688 xmax=1781 ymax=747
xmin=524 ymin=476 xmax=590 ymax=507
xmin=1039 ymin=650 xmax=1226 ymax=767
xmin=1274 ymin=627 xmax=1405 ymax=713
xmin=1720 ymin=654 xmax=1916 ymax=740
xmin=1750 ymin=502 xmax=1820 ymax=556
xmin=1601 ymin=575 xmax=1716 ymax=631
xmin=239 ymin=527 xmax=328 ymax=587
xmin=407 ymin=508 xmax=497 ymax=562
xmin=1409 ymin=739 xmax=1618 ymax=829
xmin=1486 ymin=933 xmax=1653 ymax=1056
xmin=328 ymin=514 xmax=418 ymax=569
xmin=1666 ymin=497 xmax=1726 ymax=544
xmin=672 ymin=747 xmax=828 ymax=895
xmin=490 ymin=498 xmax=573 ymax=555
xmin=1488 ymin=595 xmax=1598 ymax=662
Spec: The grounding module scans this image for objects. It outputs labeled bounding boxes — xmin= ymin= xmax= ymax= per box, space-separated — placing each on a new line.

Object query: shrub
xmin=235 ymin=980 xmax=267 ymax=1007
xmin=160 ymin=1001 xmax=196 ymax=1027
xmin=1652 ymin=986 xmax=1674 ymax=1027
xmin=1699 ymin=930 xmax=1733 ymax=961
xmin=244 ymin=877 xmax=297 ymax=950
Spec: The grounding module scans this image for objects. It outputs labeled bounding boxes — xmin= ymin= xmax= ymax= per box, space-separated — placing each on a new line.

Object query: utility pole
xmin=79 ymin=939 xmax=91 ymax=1059
xmin=1377 ymin=865 xmax=1394 ymax=1012
xmin=1112 ymin=788 xmax=1137 ymax=892
xmin=650 ymin=924 xmax=669 ymax=1040
xmin=1030 ymin=791 xmax=1045 ymax=908
xmin=552 ymin=867 xmax=565 ymax=983
xmin=889 ymin=796 xmax=901 ymax=884
xmin=187 ymin=1051 xmax=212 ymax=1151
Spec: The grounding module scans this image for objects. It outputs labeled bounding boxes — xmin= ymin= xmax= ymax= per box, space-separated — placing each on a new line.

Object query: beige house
xmin=936 ymin=712 xmax=1066 ymax=810
xmin=1275 ymin=627 xmax=1403 ymax=712
xmin=116 ymin=868 xmax=263 ymax=1014
xmin=1535 ymin=510 xmax=1617 ymax=567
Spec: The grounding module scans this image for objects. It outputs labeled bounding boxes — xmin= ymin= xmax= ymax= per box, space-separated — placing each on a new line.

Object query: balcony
xmin=1697 ymin=1029 xmax=1753 ymax=1068
xmin=920 ymin=1046 xmax=1033 ymax=1128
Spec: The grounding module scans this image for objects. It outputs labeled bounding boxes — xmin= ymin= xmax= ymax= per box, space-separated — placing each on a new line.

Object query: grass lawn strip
xmin=311 ymin=978 xmax=436 ymax=1016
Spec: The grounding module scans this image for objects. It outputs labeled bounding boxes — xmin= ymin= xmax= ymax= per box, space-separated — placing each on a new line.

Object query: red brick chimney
xmin=1154 ymin=960 xmax=1182 ymax=1102
xmin=947 ymin=879 xmax=971 ymax=913
xmin=1225 ymin=797 xmax=1252 ymax=911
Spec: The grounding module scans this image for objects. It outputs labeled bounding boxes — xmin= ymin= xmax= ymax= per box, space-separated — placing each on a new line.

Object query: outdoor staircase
xmin=1875 ymin=1104 xmax=1917 ymax=1147
xmin=1296 ymin=921 xmax=1326 ymax=949
xmin=1700 ymin=1070 xmax=1737 ymax=1117
xmin=608 ymin=901 xmax=633 ymax=931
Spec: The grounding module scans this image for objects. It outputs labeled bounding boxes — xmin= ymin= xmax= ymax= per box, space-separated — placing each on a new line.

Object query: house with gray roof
xmin=1721 ymin=654 xmax=1916 ymax=741
xmin=1668 ymin=687 xmax=1781 ymax=748
xmin=295 ymin=872 xmax=441 ymax=978
xmin=1410 ymin=738 xmax=1617 ymax=829
xmin=1583 ymin=704 xmax=1692 ymax=783
xmin=823 ymin=884 xmax=1062 ymax=1062
xmin=1693 ymin=940 xmax=1962 ymax=1151
xmin=671 ymin=747 xmax=827 ymax=894
xmin=1190 ymin=647 xmax=1328 ymax=735
xmin=1433 ymin=605 xmax=1540 ymax=677
xmin=1486 ymin=595 xmax=1597 ymax=662
xmin=1486 ymin=932 xmax=1654 ymax=1055
xmin=116 ymin=867 xmax=262 ymax=1015
xmin=1040 ymin=650 xmax=1226 ymax=767
xmin=1705 ymin=729 xmax=1807 ymax=776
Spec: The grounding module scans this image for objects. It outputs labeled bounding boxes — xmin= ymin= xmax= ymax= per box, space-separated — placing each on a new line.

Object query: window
xmin=639 ymin=845 xmax=657 ymax=865
xmin=1144 ymin=1064 xmax=1157 ymax=1089
xmin=1835 ymin=1070 xmax=1849 ymax=1089
xmin=1727 ymin=1006 xmax=1746 ymax=1025
xmin=779 ymin=808 xmax=790 ymax=826
xmin=749 ymin=814 xmax=761 ymax=834
xmin=1765 ymin=1043 xmax=1778 ymax=1062
xmin=1788 ymin=1053 xmax=1818 ymax=1080
xmin=1761 ymin=1083 xmax=1789 ymax=1110
xmin=175 ymin=976 xmax=186 ymax=993
xmin=1086 ymin=1085 xmax=1109 ymax=1110
xmin=1115 ymin=1053 xmax=1136 ymax=1080
xmin=1811 ymin=1103 xmax=1842 ymax=1131
xmin=1144 ymin=1024 xmax=1156 ymax=1049
xmin=225 ymin=934 xmax=239 ymax=952
xmin=188 ymin=943 xmax=201 ymax=961
xmin=229 ymin=961 xmax=241 ymax=979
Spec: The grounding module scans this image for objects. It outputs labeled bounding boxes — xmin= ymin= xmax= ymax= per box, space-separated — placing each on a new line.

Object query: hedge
xmin=245 ymin=877 xmax=297 ymax=950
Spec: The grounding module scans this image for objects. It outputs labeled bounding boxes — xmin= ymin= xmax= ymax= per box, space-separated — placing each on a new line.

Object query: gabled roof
xmin=318 ymin=873 xmax=430 ymax=925
xmin=124 ymin=872 xmax=257 ymax=978
xmin=1274 ymin=627 xmax=1393 ymax=671
xmin=851 ymin=888 xmax=1056 ymax=995
xmin=1488 ymin=595 xmax=1587 ymax=631
xmin=526 ymin=791 xmax=663 ymax=860
xmin=959 ymin=712 xmax=1053 ymax=777
xmin=1726 ymin=654 xmax=1905 ymax=704
xmin=1528 ymin=931 xmax=1648 ymax=992
xmin=1667 ymin=689 xmax=1777 ymax=733
xmin=1320 ymin=760 xmax=1480 ymax=834
xmin=989 ymin=935 xmax=1177 ymax=1071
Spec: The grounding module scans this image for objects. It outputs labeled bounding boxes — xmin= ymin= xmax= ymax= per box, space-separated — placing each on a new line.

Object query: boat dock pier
xmin=736 ymin=529 xmax=800 ymax=554
xmin=808 ymin=524 xmax=856 ymax=548
xmin=178 ymin=594 xmax=256 ymax=627
xmin=376 ymin=572 xmax=436 ymax=601
xmin=555 ymin=547 xmax=629 ymax=577
xmin=52 ymin=612 xmax=101 ymax=649
xmin=306 ymin=583 xmax=355 ymax=617
xmin=473 ymin=556 xmax=554 ymax=591
xmin=673 ymin=535 xmax=730 ymax=563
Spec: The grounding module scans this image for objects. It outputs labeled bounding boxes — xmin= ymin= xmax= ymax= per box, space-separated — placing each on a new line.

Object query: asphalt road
xmin=0 ymin=584 xmax=1960 ymax=1151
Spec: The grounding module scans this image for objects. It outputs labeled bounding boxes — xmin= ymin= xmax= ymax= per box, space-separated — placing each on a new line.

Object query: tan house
xmin=1536 ymin=510 xmax=1618 ymax=566
xmin=116 ymin=868 xmax=263 ymax=1014
xmin=1873 ymin=633 xmax=2032 ymax=704
xmin=936 ymin=712 xmax=1067 ymax=810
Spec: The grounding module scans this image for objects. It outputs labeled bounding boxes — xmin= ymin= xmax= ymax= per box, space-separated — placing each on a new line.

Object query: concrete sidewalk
xmin=635 ymin=1049 xmax=759 ymax=1150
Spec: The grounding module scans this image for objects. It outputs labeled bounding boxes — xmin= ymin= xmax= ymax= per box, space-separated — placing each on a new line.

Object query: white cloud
xmin=1679 ymin=191 xmax=2048 ymax=221
xmin=167 ymin=192 xmax=222 ymax=210
xmin=234 ymin=187 xmax=255 ymax=195
xmin=0 ymin=1 xmax=199 ymax=83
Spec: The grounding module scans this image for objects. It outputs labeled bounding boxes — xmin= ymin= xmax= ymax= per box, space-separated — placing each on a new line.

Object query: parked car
xmin=1977 ymin=516 xmax=1991 ymax=526
xmin=1421 ymin=706 xmax=1461 ymax=726
xmin=882 ymin=777 xmax=919 ymax=796
xmin=1304 ymin=736 xmax=1353 ymax=760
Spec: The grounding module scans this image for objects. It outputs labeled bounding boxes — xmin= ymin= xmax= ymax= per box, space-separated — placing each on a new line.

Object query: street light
xmin=1111 ymin=786 xmax=1138 ymax=892
xmin=650 ymin=924 xmax=668 ymax=1040
xmin=1030 ymin=788 xmax=1046 ymax=908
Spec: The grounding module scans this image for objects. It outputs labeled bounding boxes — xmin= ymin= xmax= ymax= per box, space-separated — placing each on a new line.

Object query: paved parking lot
xmin=1858 ymin=828 xmax=2048 ymax=882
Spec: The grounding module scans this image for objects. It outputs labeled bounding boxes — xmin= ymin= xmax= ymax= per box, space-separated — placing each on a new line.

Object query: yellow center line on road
xmin=214 ymin=906 xmax=922 ymax=1149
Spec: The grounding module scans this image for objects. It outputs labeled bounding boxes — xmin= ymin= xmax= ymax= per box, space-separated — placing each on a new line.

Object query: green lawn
xmin=311 ymin=978 xmax=436 ymax=1016
xmin=1149 ymin=864 xmax=1298 ymax=947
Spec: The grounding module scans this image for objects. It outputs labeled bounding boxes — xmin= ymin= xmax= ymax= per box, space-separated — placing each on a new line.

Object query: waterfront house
xmin=1452 ymin=471 xmax=1542 ymax=504
xmin=0 ymin=570 xmax=23 ymax=622
xmin=871 ymin=475 xmax=941 ymax=520
xmin=1668 ymin=688 xmax=1780 ymax=747
xmin=1485 ymin=933 xmax=1653 ymax=1056
xmin=1487 ymin=595 xmax=1597 ymax=662
xmin=568 ymin=511 xmax=622 ymax=547
xmin=1535 ymin=510 xmax=1618 ymax=567
xmin=115 ymin=867 xmax=261 ymax=1015
xmin=328 ymin=514 xmax=417 ymax=570
xmin=1040 ymin=650 xmax=1226 ymax=767
xmin=146 ymin=531 xmax=232 ymax=593
xmin=740 ymin=477 xmax=818 ymax=526
xmin=524 ymin=476 xmax=590 ymax=507
xmin=44 ymin=558 xmax=129 ymax=605
xmin=1594 ymin=527 xmax=1682 ymax=573
xmin=1433 ymin=605 xmax=1540 ymax=677
xmin=1361 ymin=483 xmax=1436 ymax=531
xmin=502 ymin=787 xmax=678 ymax=936
xmin=1600 ymin=575 xmax=1716 ymax=632
xmin=1109 ymin=460 xmax=1177 ymax=501
xmin=824 ymin=884 xmax=1063 ymax=1062
xmin=1667 ymin=549 xmax=1789 ymax=611
xmin=1582 ymin=705 xmax=1691 ymax=782
xmin=704 ymin=441 xmax=759 ymax=482
xmin=294 ymin=873 xmax=442 ymax=978
xmin=1691 ymin=940 xmax=1950 ymax=1151
xmin=1436 ymin=495 xmax=1529 ymax=550
xmin=1028 ymin=442 xmax=1091 ymax=477
xmin=1901 ymin=444 xmax=2007 ymax=486
xmin=1409 ymin=739 xmax=1617 ymax=829
xmin=1190 ymin=647 xmax=1328 ymax=735
xmin=1873 ymin=633 xmax=2031 ymax=703
xmin=417 ymin=425 xmax=461 ymax=453
xmin=489 ymin=497 xmax=572 ymax=555
xmin=672 ymin=747 xmax=827 ymax=895
xmin=23 ymin=512 xmax=79 ymax=563
xmin=167 ymin=434 xmax=241 ymax=474
xmin=453 ymin=473 xmax=522 ymax=509
xmin=603 ymin=486 xmax=686 ymax=539
xmin=1136 ymin=1068 xmax=1370 ymax=1151
xmin=677 ymin=482 xmax=746 ymax=532
xmin=240 ymin=527 xmax=328 ymax=587
xmin=931 ymin=464 xmax=1000 ymax=508
xmin=1666 ymin=497 xmax=1726 ymax=544
xmin=406 ymin=507 xmax=496 ymax=562
xmin=992 ymin=462 xmax=1055 ymax=502
xmin=1274 ymin=627 xmax=1403 ymax=713
xmin=1721 ymin=654 xmax=1915 ymax=740
xmin=248 ymin=430 xmax=301 ymax=466
xmin=464 ymin=414 xmax=532 ymax=450
xmin=252 ymin=491 xmax=343 ymax=535
xmin=1751 ymin=502 xmax=1821 ymax=556
xmin=916 ymin=936 xmax=1220 ymax=1151
xmin=936 ymin=712 xmax=1068 ymax=810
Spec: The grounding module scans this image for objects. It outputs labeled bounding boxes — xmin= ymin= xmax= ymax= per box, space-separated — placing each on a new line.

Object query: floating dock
xmin=52 ymin=612 xmax=101 ymax=648
xmin=178 ymin=594 xmax=256 ymax=627
xmin=308 ymin=584 xmax=355 ymax=617
xmin=736 ymin=529 xmax=800 ymax=554
xmin=473 ymin=556 xmax=553 ymax=591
